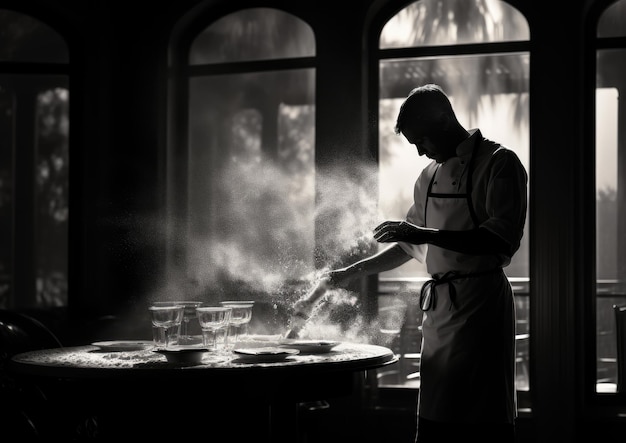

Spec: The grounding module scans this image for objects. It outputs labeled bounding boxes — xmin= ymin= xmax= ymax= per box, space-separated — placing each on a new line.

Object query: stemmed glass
xmin=148 ymin=304 xmax=185 ymax=349
xmin=220 ymin=301 xmax=253 ymax=348
xmin=153 ymin=301 xmax=203 ymax=345
xmin=196 ymin=306 xmax=232 ymax=350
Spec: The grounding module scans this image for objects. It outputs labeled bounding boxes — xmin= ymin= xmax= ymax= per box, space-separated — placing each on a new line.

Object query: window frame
xmin=586 ymin=0 xmax=626 ymax=413
xmin=0 ymin=9 xmax=70 ymax=310
xmin=366 ymin=0 xmax=531 ymax=403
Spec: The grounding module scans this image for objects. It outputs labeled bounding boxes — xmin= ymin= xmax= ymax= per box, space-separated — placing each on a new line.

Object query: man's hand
xmin=293 ymin=298 xmax=316 ymax=320
xmin=292 ymin=275 xmax=332 ymax=319
xmin=373 ymin=220 xmax=435 ymax=244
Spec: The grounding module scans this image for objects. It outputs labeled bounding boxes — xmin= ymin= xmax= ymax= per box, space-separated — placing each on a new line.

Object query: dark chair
xmin=0 ymin=309 xmax=63 ymax=358
xmin=614 ymin=304 xmax=626 ymax=393
xmin=0 ymin=309 xmax=64 ymax=437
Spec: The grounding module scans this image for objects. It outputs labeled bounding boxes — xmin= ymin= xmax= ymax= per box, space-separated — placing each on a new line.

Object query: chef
xmin=293 ymin=84 xmax=527 ymax=442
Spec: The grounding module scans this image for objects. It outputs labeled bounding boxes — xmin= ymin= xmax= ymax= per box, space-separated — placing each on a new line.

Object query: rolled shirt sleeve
xmin=479 ymin=148 xmax=528 ymax=257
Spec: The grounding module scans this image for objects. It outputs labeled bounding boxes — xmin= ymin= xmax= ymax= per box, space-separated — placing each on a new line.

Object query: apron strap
xmin=419 ymin=268 xmax=502 ymax=311
xmin=463 ymin=134 xmax=482 ymax=228
xmin=423 ymin=133 xmax=483 ymax=229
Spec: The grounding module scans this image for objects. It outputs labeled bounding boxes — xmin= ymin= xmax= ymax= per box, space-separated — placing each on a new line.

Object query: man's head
xmin=394 ymin=84 xmax=468 ymax=163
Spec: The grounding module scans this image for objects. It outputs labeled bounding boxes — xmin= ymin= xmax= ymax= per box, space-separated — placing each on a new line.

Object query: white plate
xmin=91 ymin=340 xmax=154 ymax=352
xmin=233 ymin=347 xmax=299 ymax=363
xmin=278 ymin=339 xmax=340 ymax=354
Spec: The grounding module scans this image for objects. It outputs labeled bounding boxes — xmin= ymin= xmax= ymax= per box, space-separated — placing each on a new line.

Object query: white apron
xmin=417 ymin=137 xmax=517 ymax=425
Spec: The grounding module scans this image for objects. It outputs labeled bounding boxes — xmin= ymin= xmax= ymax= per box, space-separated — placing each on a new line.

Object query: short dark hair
xmin=394 ymin=84 xmax=454 ymax=135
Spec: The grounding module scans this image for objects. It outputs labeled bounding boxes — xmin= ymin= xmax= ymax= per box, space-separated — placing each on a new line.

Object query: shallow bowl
xmin=154 ymin=346 xmax=208 ymax=363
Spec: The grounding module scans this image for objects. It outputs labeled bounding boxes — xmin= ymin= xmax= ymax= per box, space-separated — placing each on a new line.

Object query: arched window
xmin=595 ymin=0 xmax=626 ymax=394
xmin=0 ymin=10 xmax=69 ymax=309
xmin=169 ymin=8 xmax=316 ymax=305
xmin=375 ymin=0 xmax=530 ymax=393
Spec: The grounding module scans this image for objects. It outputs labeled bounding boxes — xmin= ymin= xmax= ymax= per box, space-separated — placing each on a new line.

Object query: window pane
xmin=0 ymin=76 xmax=69 ymax=309
xmin=380 ymin=0 xmax=529 ymax=49
xmin=379 ymin=54 xmax=530 ymax=280
xmin=36 ymin=88 xmax=69 ymax=307
xmin=0 ymin=9 xmax=68 ymax=63
xmin=597 ymin=0 xmax=626 ymax=38
xmin=595 ymin=48 xmax=626 ymax=393
xmin=187 ymin=69 xmax=315 ymax=291
xmin=190 ymin=8 xmax=315 ymax=64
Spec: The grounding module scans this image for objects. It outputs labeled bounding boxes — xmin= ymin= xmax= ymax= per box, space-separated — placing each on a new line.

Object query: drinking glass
xmin=196 ymin=306 xmax=232 ymax=350
xmin=220 ymin=301 xmax=254 ymax=348
xmin=153 ymin=301 xmax=203 ymax=345
xmin=149 ymin=304 xmax=185 ymax=349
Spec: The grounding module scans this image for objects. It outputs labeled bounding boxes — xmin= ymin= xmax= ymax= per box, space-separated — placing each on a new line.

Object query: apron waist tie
xmin=419 ymin=268 xmax=502 ymax=311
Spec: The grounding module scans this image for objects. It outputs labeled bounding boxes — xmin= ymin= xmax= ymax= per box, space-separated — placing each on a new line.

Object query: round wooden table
xmin=10 ymin=340 xmax=398 ymax=442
